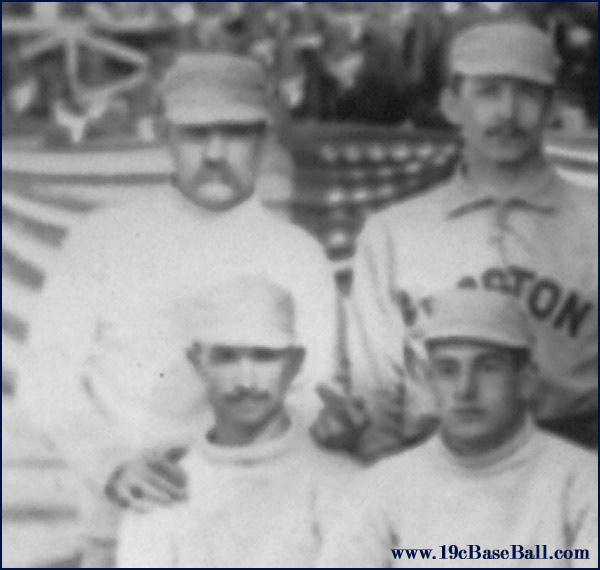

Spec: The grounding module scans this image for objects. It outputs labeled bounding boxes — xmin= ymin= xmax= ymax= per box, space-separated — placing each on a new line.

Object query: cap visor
xmin=425 ymin=325 xmax=530 ymax=350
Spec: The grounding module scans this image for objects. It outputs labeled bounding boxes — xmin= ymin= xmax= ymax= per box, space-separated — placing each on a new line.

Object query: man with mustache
xmin=314 ymin=16 xmax=598 ymax=460
xmin=23 ymin=53 xmax=337 ymax=566
xmin=319 ymin=289 xmax=598 ymax=568
xmin=117 ymin=276 xmax=356 ymax=568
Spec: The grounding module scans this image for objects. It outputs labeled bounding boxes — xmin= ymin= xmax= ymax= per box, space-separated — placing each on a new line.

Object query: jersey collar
xmin=445 ymin=161 xmax=561 ymax=220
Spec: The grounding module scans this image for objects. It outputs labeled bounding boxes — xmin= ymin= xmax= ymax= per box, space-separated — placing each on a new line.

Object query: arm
xmin=287 ymin=236 xmax=340 ymax=415
xmin=347 ymin=218 xmax=438 ymax=458
xmin=348 ymin=218 xmax=407 ymax=396
xmin=566 ymin=458 xmax=598 ymax=568
xmin=20 ymin=218 xmax=133 ymax=491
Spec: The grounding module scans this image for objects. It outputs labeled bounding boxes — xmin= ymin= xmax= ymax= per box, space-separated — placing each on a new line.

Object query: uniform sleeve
xmin=566 ymin=458 xmax=598 ymax=568
xmin=347 ymin=217 xmax=439 ymax=450
xmin=348 ymin=217 xmax=408 ymax=397
xmin=317 ymin=469 xmax=397 ymax=568
xmin=287 ymin=235 xmax=340 ymax=415
xmin=20 ymin=218 xmax=133 ymax=491
xmin=117 ymin=508 xmax=178 ymax=568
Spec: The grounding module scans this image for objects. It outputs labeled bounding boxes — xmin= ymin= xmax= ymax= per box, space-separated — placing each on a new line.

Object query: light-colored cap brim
xmin=167 ymin=103 xmax=270 ymax=126
xmin=193 ymin=326 xmax=299 ymax=349
xmin=424 ymin=325 xmax=531 ymax=350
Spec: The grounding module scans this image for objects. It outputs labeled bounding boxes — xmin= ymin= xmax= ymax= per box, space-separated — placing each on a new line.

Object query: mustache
xmin=224 ymin=388 xmax=271 ymax=403
xmin=451 ymin=406 xmax=485 ymax=415
xmin=485 ymin=123 xmax=529 ymax=139
xmin=191 ymin=162 xmax=243 ymax=190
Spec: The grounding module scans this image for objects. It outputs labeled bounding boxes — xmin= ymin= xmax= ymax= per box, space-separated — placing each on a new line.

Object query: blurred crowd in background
xmin=2 ymin=1 xmax=598 ymax=144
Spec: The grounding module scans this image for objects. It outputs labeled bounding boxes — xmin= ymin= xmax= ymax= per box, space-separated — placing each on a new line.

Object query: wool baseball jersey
xmin=348 ymin=163 xmax=597 ymax=441
xmin=21 ymin=191 xmax=337 ymax=489
xmin=117 ymin=414 xmax=358 ymax=568
xmin=318 ymin=423 xmax=598 ymax=568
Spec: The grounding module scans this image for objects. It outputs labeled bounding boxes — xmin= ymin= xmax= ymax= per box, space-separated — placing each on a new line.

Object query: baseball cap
xmin=422 ymin=289 xmax=532 ymax=351
xmin=450 ymin=20 xmax=560 ymax=86
xmin=184 ymin=275 xmax=299 ymax=349
xmin=161 ymin=53 xmax=271 ymax=126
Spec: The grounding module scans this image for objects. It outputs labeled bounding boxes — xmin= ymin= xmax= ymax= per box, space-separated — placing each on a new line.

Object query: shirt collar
xmin=196 ymin=409 xmax=305 ymax=467
xmin=445 ymin=161 xmax=561 ymax=220
xmin=433 ymin=416 xmax=535 ymax=472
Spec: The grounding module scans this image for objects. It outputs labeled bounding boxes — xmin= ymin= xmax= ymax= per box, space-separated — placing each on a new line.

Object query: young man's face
xmin=169 ymin=122 xmax=267 ymax=212
xmin=428 ymin=340 xmax=530 ymax=455
xmin=189 ymin=344 xmax=303 ymax=435
xmin=443 ymin=76 xmax=553 ymax=166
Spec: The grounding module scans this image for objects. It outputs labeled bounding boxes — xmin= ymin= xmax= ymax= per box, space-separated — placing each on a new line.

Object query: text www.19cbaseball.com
xmin=391 ymin=545 xmax=591 ymax=563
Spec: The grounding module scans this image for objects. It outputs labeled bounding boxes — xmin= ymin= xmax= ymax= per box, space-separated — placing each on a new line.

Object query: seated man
xmin=319 ymin=289 xmax=598 ymax=568
xmin=117 ymin=275 xmax=357 ymax=568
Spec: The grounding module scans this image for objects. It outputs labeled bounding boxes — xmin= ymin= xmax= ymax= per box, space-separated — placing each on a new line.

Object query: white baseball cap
xmin=451 ymin=20 xmax=560 ymax=86
xmin=423 ymin=289 xmax=533 ymax=351
xmin=161 ymin=53 xmax=271 ymax=125
xmin=184 ymin=275 xmax=299 ymax=349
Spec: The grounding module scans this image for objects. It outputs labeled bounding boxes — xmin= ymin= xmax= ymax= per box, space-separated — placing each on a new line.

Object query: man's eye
xmin=475 ymin=85 xmax=502 ymax=98
xmin=221 ymin=124 xmax=266 ymax=138
xmin=479 ymin=359 xmax=505 ymax=373
xmin=178 ymin=126 xmax=209 ymax=139
xmin=516 ymin=83 xmax=546 ymax=100
xmin=434 ymin=363 xmax=458 ymax=378
xmin=210 ymin=347 xmax=240 ymax=364
xmin=251 ymin=348 xmax=281 ymax=362
xmin=221 ymin=126 xmax=250 ymax=137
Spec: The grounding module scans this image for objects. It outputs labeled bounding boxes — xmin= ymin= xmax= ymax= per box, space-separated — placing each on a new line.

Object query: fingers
xmin=105 ymin=452 xmax=189 ymax=511
xmin=344 ymin=401 xmax=370 ymax=429
xmin=133 ymin=478 xmax=176 ymax=506
xmin=356 ymin=428 xmax=404 ymax=464
xmin=316 ymin=384 xmax=367 ymax=415
xmin=373 ymin=385 xmax=405 ymax=418
xmin=165 ymin=446 xmax=188 ymax=463
xmin=310 ymin=404 xmax=368 ymax=451
xmin=316 ymin=384 xmax=349 ymax=408
xmin=150 ymin=457 xmax=188 ymax=491
xmin=145 ymin=467 xmax=188 ymax=502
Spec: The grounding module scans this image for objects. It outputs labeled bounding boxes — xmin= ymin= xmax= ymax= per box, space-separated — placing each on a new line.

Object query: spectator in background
xmin=294 ymin=45 xmax=341 ymax=121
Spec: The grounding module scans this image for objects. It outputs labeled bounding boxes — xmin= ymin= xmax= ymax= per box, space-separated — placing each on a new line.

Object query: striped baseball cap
xmin=161 ymin=53 xmax=270 ymax=125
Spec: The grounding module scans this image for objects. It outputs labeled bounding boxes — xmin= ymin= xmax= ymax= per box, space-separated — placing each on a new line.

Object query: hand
xmin=105 ymin=448 xmax=188 ymax=513
xmin=310 ymin=384 xmax=371 ymax=451
xmin=359 ymin=384 xmax=439 ymax=461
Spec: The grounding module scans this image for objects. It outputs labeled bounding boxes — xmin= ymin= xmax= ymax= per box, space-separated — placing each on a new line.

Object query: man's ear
xmin=284 ymin=347 xmax=306 ymax=384
xmin=543 ymin=91 xmax=559 ymax=129
xmin=186 ymin=342 xmax=203 ymax=370
xmin=440 ymin=87 xmax=462 ymax=127
xmin=517 ymin=361 xmax=538 ymax=403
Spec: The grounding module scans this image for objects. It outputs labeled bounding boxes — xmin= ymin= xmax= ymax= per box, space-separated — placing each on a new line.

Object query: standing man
xmin=22 ymin=53 xmax=337 ymax=566
xmin=317 ymin=17 xmax=598 ymax=459
xmin=319 ymin=289 xmax=598 ymax=568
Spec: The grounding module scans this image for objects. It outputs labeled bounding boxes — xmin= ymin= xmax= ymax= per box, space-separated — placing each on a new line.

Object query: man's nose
xmin=497 ymin=86 xmax=519 ymax=120
xmin=237 ymin=357 xmax=258 ymax=389
xmin=204 ymin=131 xmax=226 ymax=164
xmin=455 ymin=367 xmax=478 ymax=400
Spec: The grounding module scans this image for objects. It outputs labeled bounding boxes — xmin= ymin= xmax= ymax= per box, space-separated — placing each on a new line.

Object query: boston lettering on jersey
xmin=456 ymin=265 xmax=594 ymax=339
